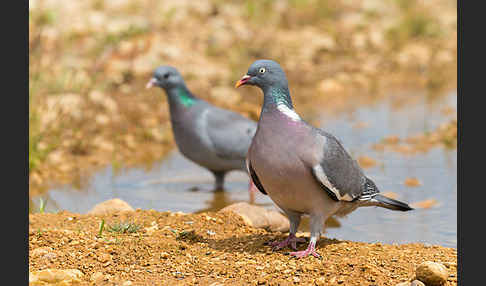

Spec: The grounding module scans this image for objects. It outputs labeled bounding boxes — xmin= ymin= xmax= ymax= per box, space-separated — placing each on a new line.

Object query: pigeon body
xmin=147 ymin=66 xmax=257 ymax=190
xmin=236 ymin=60 xmax=413 ymax=258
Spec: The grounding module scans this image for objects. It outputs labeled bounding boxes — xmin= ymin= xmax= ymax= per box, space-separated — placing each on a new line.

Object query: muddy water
xmin=31 ymin=90 xmax=457 ymax=248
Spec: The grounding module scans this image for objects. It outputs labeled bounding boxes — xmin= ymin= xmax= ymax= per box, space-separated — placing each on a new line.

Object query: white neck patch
xmin=277 ymin=104 xmax=301 ymax=121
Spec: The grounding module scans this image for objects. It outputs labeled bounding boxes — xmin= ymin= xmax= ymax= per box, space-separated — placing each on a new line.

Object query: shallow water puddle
xmin=317 ymin=90 xmax=457 ymax=248
xmin=31 ymin=90 xmax=457 ymax=248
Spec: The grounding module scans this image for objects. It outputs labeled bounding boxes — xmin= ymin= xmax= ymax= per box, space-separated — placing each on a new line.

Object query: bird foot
xmin=289 ymin=242 xmax=321 ymax=259
xmin=268 ymin=234 xmax=306 ymax=251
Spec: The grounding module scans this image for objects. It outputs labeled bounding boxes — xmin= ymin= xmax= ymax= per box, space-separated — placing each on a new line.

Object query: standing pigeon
xmin=146 ymin=66 xmax=258 ymax=196
xmin=235 ymin=60 xmax=413 ymax=258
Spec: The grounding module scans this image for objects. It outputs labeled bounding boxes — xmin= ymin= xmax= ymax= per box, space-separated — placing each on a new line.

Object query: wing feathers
xmin=311 ymin=165 xmax=354 ymax=201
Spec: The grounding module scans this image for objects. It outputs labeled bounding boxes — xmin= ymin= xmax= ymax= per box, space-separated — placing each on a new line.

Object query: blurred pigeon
xmin=147 ymin=66 xmax=258 ymax=195
xmin=236 ymin=60 xmax=413 ymax=258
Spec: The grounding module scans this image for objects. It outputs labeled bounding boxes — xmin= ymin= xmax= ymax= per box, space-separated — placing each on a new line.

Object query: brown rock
xmin=90 ymin=272 xmax=104 ymax=283
xmin=219 ymin=202 xmax=289 ymax=232
xmin=384 ymin=135 xmax=401 ymax=145
xmin=87 ymin=198 xmax=134 ymax=215
xmin=264 ymin=210 xmax=290 ymax=232
xmin=382 ymin=192 xmax=399 ymax=200
xmin=357 ymin=155 xmax=378 ymax=168
xmin=416 ymin=261 xmax=448 ymax=286
xmin=144 ymin=221 xmax=159 ymax=235
xmin=29 ymin=269 xmax=83 ymax=284
xmin=97 ymin=253 xmax=112 ymax=263
xmin=404 ymin=178 xmax=421 ymax=187
xmin=160 ymin=252 xmax=170 ymax=259
xmin=31 ymin=247 xmax=53 ymax=257
xmin=410 ymin=199 xmax=438 ymax=209
xmin=315 ymin=277 xmax=327 ymax=286
xmin=411 ymin=280 xmax=426 ymax=286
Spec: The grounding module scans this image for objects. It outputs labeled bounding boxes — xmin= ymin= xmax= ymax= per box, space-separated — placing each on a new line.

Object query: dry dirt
xmin=29 ymin=210 xmax=457 ymax=285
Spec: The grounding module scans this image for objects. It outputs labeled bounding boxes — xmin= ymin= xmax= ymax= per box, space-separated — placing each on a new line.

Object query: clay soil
xmin=29 ymin=210 xmax=457 ymax=285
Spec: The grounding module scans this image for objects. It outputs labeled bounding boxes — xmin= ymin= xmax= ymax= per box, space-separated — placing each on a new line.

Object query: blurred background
xmin=29 ymin=0 xmax=457 ymax=247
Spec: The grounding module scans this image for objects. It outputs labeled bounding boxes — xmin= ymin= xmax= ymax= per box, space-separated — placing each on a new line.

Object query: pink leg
xmin=268 ymin=233 xmax=306 ymax=251
xmin=248 ymin=180 xmax=257 ymax=204
xmin=289 ymin=240 xmax=321 ymax=259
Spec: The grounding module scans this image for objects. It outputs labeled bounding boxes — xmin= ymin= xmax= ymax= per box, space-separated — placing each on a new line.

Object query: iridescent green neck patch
xmin=177 ymin=87 xmax=196 ymax=107
xmin=263 ymin=87 xmax=293 ymax=110
xmin=270 ymin=88 xmax=292 ymax=107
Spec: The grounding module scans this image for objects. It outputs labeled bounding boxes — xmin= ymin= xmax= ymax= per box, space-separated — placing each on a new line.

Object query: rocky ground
xmin=29 ymin=203 xmax=457 ymax=286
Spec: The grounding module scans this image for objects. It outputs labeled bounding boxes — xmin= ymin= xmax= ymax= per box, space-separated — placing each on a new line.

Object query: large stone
xmin=396 ymin=281 xmax=425 ymax=286
xmin=29 ymin=269 xmax=83 ymax=285
xmin=411 ymin=280 xmax=426 ymax=286
xmin=31 ymin=247 xmax=53 ymax=257
xmin=219 ymin=202 xmax=289 ymax=232
xmin=87 ymin=198 xmax=134 ymax=215
xmin=416 ymin=261 xmax=448 ymax=286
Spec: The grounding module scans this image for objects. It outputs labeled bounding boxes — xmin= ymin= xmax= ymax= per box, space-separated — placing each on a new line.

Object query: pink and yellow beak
xmin=235 ymin=75 xmax=251 ymax=88
xmin=146 ymin=78 xmax=157 ymax=89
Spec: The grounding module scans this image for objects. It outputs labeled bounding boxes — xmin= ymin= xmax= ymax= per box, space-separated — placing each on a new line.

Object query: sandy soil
xmin=29 ymin=210 xmax=457 ymax=285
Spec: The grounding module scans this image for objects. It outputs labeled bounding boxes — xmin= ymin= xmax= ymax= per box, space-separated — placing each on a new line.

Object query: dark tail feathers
xmin=372 ymin=194 xmax=413 ymax=211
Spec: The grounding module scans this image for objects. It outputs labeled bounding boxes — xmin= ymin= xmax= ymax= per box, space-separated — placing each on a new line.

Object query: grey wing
xmin=205 ymin=106 xmax=257 ymax=161
xmin=310 ymin=130 xmax=367 ymax=202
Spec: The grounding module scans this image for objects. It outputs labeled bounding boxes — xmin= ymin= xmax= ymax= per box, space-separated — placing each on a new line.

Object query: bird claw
xmin=289 ymin=241 xmax=321 ymax=259
xmin=268 ymin=235 xmax=306 ymax=251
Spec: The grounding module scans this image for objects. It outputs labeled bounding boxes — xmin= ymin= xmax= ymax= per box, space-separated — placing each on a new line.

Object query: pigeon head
xmin=146 ymin=66 xmax=185 ymax=90
xmin=235 ymin=59 xmax=288 ymax=91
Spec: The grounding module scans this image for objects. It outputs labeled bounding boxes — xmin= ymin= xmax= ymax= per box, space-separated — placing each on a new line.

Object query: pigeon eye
xmin=163 ymin=73 xmax=169 ymax=79
xmin=259 ymin=67 xmax=266 ymax=74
